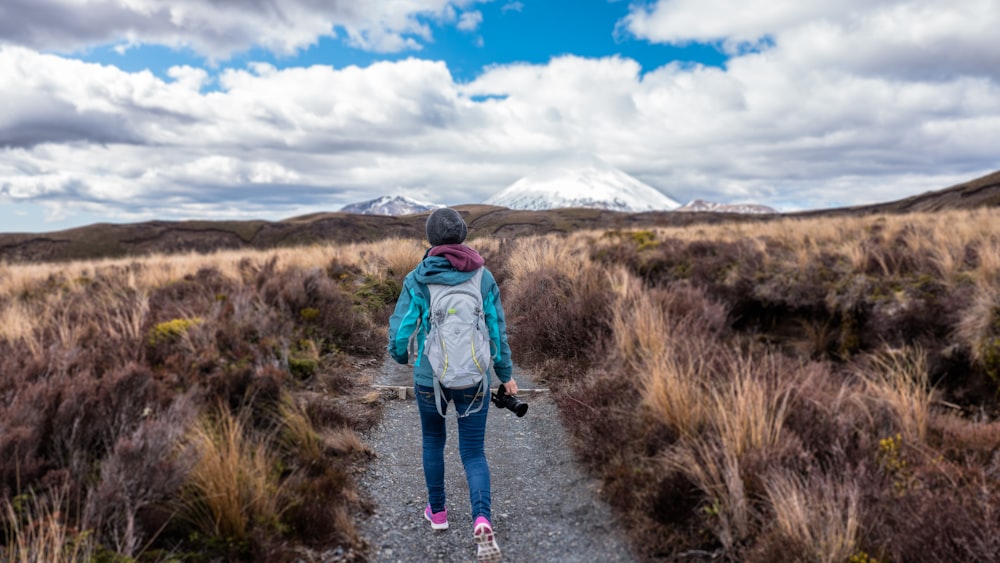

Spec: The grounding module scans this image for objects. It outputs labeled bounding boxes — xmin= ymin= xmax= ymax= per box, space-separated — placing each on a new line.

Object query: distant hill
xmin=1 ymin=169 xmax=997 ymax=263
xmin=0 ymin=206 xmax=764 ymax=263
xmin=793 ymin=169 xmax=1000 ymax=217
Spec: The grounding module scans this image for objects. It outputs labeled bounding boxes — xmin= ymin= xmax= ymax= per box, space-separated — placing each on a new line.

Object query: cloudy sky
xmin=1 ymin=0 xmax=998 ymax=232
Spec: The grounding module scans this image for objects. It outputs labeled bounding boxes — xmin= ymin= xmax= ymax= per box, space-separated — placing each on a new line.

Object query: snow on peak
xmin=485 ymin=158 xmax=680 ymax=212
xmin=340 ymin=195 xmax=443 ymax=216
xmin=676 ymin=199 xmax=778 ymax=215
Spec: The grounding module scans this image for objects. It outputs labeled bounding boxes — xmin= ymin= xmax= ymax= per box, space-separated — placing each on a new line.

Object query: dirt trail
xmin=357 ymin=358 xmax=637 ymax=562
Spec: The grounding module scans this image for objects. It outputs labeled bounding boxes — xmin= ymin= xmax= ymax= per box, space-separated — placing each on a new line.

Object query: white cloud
xmin=624 ymin=0 xmax=1000 ymax=79
xmin=2 ymin=0 xmax=1000 ymax=229
xmin=457 ymin=11 xmax=484 ymax=32
xmin=501 ymin=2 xmax=523 ymax=14
xmin=0 ymin=0 xmax=489 ymax=59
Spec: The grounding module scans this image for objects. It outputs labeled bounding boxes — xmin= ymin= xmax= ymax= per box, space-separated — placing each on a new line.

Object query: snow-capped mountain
xmin=676 ymin=199 xmax=778 ymax=215
xmin=486 ymin=158 xmax=680 ymax=212
xmin=340 ymin=195 xmax=443 ymax=216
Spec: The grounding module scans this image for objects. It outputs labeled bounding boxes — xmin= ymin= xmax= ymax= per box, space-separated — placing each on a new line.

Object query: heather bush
xmin=503 ymin=237 xmax=615 ymax=373
xmin=503 ymin=210 xmax=1000 ymax=560
xmin=0 ymin=246 xmax=387 ymax=559
xmin=4 ymin=208 xmax=1000 ymax=560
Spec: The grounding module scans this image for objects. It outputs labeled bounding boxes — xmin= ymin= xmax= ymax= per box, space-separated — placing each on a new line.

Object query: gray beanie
xmin=425 ymin=208 xmax=468 ymax=246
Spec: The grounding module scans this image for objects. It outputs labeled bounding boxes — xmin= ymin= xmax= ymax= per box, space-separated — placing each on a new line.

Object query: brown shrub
xmin=83 ymin=394 xmax=197 ymax=555
xmin=504 ymin=265 xmax=614 ymax=373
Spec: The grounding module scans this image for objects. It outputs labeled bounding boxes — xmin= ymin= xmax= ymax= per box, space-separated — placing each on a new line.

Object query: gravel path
xmin=357 ymin=358 xmax=637 ymax=562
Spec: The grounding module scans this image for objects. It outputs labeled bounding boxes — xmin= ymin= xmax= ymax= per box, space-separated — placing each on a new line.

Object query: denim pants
xmin=415 ymin=383 xmax=491 ymax=522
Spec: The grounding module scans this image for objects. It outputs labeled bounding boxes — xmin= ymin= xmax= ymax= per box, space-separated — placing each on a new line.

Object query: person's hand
xmin=502 ymin=379 xmax=519 ymax=395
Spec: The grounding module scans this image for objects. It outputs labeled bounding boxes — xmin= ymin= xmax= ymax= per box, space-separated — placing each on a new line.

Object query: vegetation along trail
xmin=358 ymin=358 xmax=636 ymax=562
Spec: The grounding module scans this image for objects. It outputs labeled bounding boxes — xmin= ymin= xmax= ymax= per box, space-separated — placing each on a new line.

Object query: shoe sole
xmin=474 ymin=525 xmax=502 ymax=562
xmin=424 ymin=509 xmax=448 ymax=530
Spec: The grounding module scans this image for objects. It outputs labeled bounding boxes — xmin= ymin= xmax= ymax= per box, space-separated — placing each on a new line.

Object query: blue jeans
xmin=415 ymin=383 xmax=491 ymax=523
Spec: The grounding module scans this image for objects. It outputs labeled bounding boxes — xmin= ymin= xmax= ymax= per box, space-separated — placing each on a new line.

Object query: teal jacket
xmin=388 ymin=251 xmax=513 ymax=388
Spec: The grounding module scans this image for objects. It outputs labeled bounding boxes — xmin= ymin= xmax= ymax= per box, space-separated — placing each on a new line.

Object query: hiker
xmin=388 ymin=207 xmax=516 ymax=563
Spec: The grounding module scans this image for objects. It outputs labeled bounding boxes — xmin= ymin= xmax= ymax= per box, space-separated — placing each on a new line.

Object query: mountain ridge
xmin=2 ymin=169 xmax=997 ymax=263
xmin=340 ymin=195 xmax=442 ymax=216
xmin=676 ymin=199 xmax=778 ymax=215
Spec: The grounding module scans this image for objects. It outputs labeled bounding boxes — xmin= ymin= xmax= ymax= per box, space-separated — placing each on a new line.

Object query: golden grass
xmin=641 ymin=351 xmax=711 ymax=437
xmin=1 ymin=490 xmax=95 ymax=563
xmin=710 ymin=354 xmax=791 ymax=459
xmin=277 ymin=393 xmax=322 ymax=463
xmin=610 ymin=271 xmax=709 ymax=435
xmin=955 ymin=284 xmax=1000 ymax=366
xmin=860 ymin=347 xmax=934 ymax=443
xmin=505 ymin=235 xmax=590 ymax=285
xmin=611 ymin=273 xmax=665 ymax=362
xmin=320 ymin=427 xmax=372 ymax=458
xmin=0 ymin=300 xmax=38 ymax=343
xmin=764 ymin=472 xmax=860 ymax=563
xmin=665 ymin=440 xmax=749 ymax=551
xmin=179 ymin=407 xmax=286 ymax=542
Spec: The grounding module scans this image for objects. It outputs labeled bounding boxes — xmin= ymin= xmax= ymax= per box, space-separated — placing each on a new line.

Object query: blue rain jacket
xmin=387 ymin=253 xmax=513 ymax=388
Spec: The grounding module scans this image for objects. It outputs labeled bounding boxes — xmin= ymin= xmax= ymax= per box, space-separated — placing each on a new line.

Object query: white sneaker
xmin=473 ymin=517 xmax=501 ymax=562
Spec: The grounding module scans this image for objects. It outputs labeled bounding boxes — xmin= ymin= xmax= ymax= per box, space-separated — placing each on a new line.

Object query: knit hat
xmin=425 ymin=208 xmax=468 ymax=246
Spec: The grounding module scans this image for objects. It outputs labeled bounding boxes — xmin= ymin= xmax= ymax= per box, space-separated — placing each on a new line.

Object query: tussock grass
xmin=860 ymin=347 xmax=934 ymax=442
xmin=505 ymin=235 xmax=589 ymax=288
xmin=641 ymin=350 xmax=711 ymax=438
xmin=710 ymin=353 xmax=791 ymax=459
xmin=179 ymin=407 xmax=286 ymax=544
xmin=763 ymin=472 xmax=860 ymax=563
xmin=956 ymin=283 xmax=1000 ymax=368
xmin=4 ymin=206 xmax=1000 ymax=561
xmin=276 ymin=393 xmax=323 ymax=463
xmin=665 ymin=439 xmax=750 ymax=552
xmin=503 ymin=207 xmax=1000 ymax=560
xmin=1 ymin=489 xmax=94 ymax=563
xmin=0 ymin=243 xmax=385 ymax=559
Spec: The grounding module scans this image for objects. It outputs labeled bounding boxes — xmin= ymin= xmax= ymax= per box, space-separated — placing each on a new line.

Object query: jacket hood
xmin=428 ymin=244 xmax=485 ymax=272
xmin=413 ymin=255 xmax=478 ymax=286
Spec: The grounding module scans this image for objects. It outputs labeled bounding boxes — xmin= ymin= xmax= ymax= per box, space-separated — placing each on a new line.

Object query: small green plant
xmin=630 ymin=229 xmax=658 ymax=251
xmin=148 ymin=317 xmax=203 ymax=346
xmin=849 ymin=550 xmax=882 ymax=563
xmin=288 ymin=339 xmax=319 ymax=380
xmin=354 ymin=277 xmax=401 ymax=315
xmin=877 ymin=433 xmax=910 ymax=495
xmin=980 ymin=336 xmax=1000 ymax=388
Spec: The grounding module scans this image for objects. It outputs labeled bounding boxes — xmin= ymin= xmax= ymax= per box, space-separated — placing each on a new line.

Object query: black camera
xmin=491 ymin=384 xmax=528 ymax=417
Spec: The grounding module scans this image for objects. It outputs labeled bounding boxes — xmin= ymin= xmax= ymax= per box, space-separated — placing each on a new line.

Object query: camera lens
xmin=511 ymin=401 xmax=528 ymax=417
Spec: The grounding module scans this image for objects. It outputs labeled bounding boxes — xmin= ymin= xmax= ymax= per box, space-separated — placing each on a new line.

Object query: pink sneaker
xmin=424 ymin=504 xmax=448 ymax=530
xmin=473 ymin=516 xmax=501 ymax=562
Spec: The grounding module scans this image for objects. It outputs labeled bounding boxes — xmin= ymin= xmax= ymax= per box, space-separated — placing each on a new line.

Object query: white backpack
xmin=424 ymin=268 xmax=493 ymax=417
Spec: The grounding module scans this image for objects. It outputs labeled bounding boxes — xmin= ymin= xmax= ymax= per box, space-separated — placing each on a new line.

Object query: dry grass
xmin=179 ymin=407 xmax=286 ymax=543
xmin=4 ymin=206 xmax=1000 ymax=560
xmin=710 ymin=354 xmax=791 ymax=459
xmin=860 ymin=347 xmax=934 ymax=442
xmin=763 ymin=472 xmax=860 ymax=563
xmin=641 ymin=351 xmax=712 ymax=438
xmin=320 ymin=427 xmax=372 ymax=458
xmin=501 ymin=207 xmax=1000 ymax=560
xmin=276 ymin=393 xmax=323 ymax=463
xmin=665 ymin=439 xmax=750 ymax=552
xmin=956 ymin=278 xmax=1000 ymax=368
xmin=1 ymin=490 xmax=95 ymax=563
xmin=504 ymin=235 xmax=590 ymax=288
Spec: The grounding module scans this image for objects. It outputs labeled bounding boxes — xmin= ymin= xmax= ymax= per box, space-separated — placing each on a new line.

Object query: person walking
xmin=388 ymin=207 xmax=516 ymax=562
